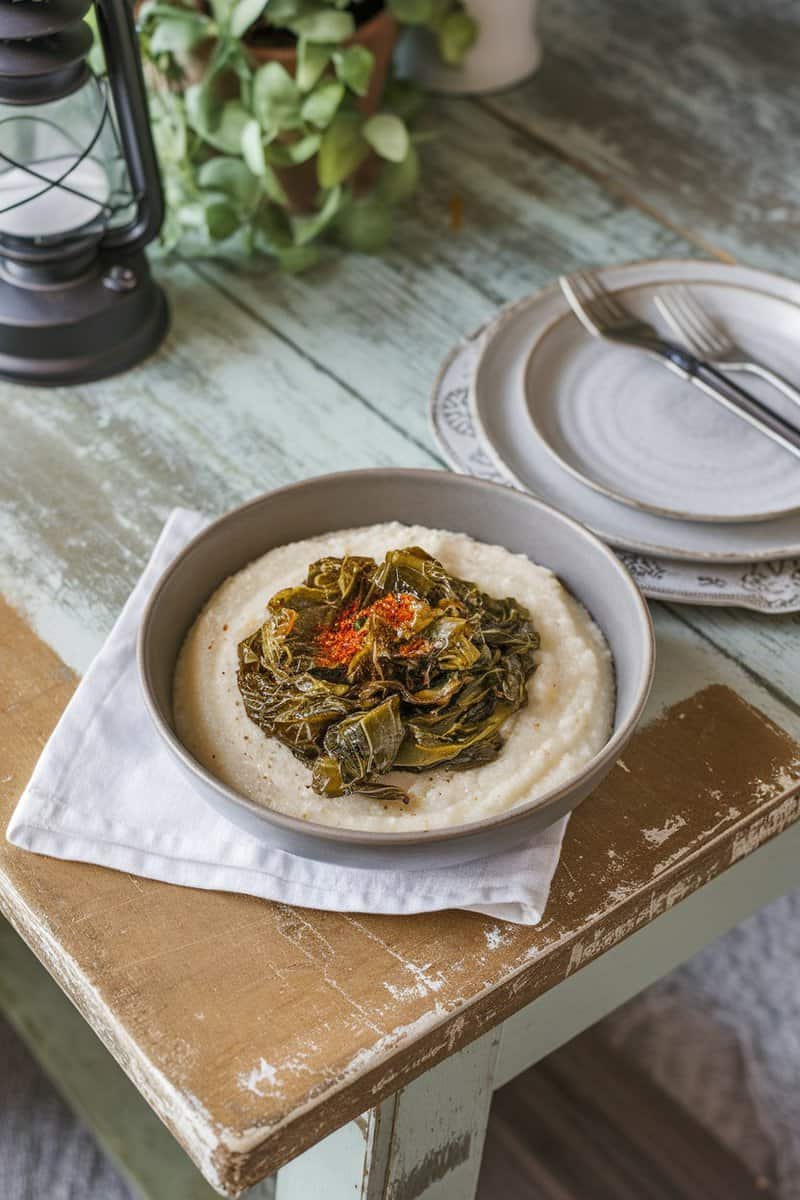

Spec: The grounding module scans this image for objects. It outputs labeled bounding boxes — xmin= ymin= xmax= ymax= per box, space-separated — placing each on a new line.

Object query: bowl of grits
xmin=138 ymin=470 xmax=654 ymax=868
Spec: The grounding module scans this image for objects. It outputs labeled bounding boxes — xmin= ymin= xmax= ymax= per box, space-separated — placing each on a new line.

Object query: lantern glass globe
xmin=0 ymin=76 xmax=134 ymax=241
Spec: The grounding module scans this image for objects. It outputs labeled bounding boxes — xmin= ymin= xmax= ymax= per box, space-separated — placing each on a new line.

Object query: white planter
xmin=394 ymin=0 xmax=542 ymax=96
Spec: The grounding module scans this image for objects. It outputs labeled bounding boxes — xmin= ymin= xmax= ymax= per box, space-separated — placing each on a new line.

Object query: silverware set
xmin=559 ymin=270 xmax=800 ymax=462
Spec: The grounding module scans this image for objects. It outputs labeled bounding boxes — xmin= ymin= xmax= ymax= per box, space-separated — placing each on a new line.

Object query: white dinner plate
xmin=522 ymin=276 xmax=800 ymax=523
xmin=471 ymin=260 xmax=800 ymax=562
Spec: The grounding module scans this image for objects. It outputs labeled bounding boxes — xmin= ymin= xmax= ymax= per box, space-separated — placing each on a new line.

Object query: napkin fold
xmin=7 ymin=510 xmax=568 ymax=925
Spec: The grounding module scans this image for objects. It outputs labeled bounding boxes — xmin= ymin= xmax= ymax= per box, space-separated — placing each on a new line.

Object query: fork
xmin=655 ymin=286 xmax=800 ymax=412
xmin=559 ymin=269 xmax=800 ymax=462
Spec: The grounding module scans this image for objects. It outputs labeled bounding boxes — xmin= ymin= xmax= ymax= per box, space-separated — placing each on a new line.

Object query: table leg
xmin=274 ymin=1028 xmax=502 ymax=1200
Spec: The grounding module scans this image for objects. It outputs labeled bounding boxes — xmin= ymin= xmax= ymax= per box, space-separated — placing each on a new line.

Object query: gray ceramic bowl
xmin=138 ymin=470 xmax=655 ymax=868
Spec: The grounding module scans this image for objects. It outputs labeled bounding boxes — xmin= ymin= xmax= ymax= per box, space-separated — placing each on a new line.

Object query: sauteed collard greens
xmin=237 ymin=547 xmax=540 ymax=802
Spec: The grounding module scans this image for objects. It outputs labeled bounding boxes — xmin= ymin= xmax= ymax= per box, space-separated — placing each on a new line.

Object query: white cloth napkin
xmin=7 ymin=510 xmax=568 ymax=925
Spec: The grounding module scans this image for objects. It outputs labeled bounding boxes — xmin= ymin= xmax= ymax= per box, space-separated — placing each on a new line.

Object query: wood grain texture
xmin=1 ymin=597 xmax=799 ymax=1194
xmin=483 ymin=0 xmax=800 ymax=271
xmin=0 ymin=94 xmax=689 ymax=675
xmin=480 ymin=1029 xmax=775 ymax=1200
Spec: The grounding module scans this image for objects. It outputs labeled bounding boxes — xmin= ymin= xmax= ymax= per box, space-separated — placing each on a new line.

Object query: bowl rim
xmin=137 ymin=468 xmax=655 ymax=847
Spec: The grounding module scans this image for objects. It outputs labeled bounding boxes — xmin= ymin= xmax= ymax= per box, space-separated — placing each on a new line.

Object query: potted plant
xmin=135 ymin=0 xmax=477 ymax=267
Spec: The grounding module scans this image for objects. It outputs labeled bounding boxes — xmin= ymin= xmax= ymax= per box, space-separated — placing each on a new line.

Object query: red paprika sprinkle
xmin=315 ymin=593 xmax=417 ymax=667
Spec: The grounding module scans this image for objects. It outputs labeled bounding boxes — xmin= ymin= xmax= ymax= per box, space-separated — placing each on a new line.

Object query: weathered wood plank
xmin=200 ymin=96 xmax=690 ymax=452
xmin=483 ymin=0 xmax=800 ymax=272
xmin=664 ymin=604 xmax=800 ymax=720
xmin=492 ymin=815 xmax=800 ymax=1089
xmin=2 ymin=597 xmax=799 ymax=1194
xmin=0 ymin=264 xmax=435 ymax=672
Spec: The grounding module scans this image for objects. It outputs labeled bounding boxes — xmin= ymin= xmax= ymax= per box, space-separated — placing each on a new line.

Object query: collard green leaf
xmin=236 ymin=546 xmax=540 ymax=801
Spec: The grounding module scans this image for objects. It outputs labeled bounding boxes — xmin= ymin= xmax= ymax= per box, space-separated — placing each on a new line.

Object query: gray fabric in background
xmin=1 ymin=889 xmax=798 ymax=1198
xmin=0 ymin=1019 xmax=133 ymax=1200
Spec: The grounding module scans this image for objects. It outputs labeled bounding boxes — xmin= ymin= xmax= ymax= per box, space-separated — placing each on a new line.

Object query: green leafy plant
xmin=237 ymin=546 xmax=539 ymax=801
xmin=135 ymin=0 xmax=477 ymax=267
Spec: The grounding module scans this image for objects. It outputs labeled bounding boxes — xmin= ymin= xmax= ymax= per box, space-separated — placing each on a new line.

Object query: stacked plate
xmin=431 ymin=259 xmax=800 ymax=611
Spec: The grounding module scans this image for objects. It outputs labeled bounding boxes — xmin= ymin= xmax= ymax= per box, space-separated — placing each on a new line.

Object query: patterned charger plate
xmin=431 ymin=336 xmax=800 ymax=613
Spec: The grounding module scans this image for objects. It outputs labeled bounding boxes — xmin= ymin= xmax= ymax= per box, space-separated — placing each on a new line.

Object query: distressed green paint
xmin=0 ymin=97 xmax=693 ymax=672
xmin=484 ymin=0 xmax=800 ymax=273
xmin=202 ymin=96 xmax=689 ymax=449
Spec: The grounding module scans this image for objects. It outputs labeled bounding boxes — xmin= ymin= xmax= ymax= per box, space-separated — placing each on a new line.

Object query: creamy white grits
xmin=173 ymin=524 xmax=614 ymax=832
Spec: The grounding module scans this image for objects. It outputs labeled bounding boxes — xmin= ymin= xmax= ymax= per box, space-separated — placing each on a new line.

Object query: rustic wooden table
xmin=3 ymin=2 xmax=800 ymax=1197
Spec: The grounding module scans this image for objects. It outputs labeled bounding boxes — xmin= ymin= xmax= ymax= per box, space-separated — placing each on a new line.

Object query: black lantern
xmin=0 ymin=0 xmax=168 ymax=385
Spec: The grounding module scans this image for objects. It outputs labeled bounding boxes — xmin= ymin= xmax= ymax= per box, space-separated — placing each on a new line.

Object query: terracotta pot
xmin=248 ymin=9 xmax=398 ymax=115
xmin=248 ymin=9 xmax=398 ymax=213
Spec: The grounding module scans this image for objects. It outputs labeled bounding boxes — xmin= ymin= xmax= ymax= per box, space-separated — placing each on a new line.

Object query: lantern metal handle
xmin=93 ymin=0 xmax=164 ymax=254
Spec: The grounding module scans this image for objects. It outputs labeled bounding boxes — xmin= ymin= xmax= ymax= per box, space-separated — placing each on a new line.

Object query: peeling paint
xmin=387 ymin=1133 xmax=472 ymax=1200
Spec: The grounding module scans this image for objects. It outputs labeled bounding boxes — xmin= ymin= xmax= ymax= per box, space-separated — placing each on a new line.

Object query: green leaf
xmin=376 ymin=143 xmax=419 ymax=203
xmin=253 ymin=202 xmax=293 ymax=250
xmin=382 ymin=76 xmax=426 ymax=122
xmin=263 ymin=0 xmax=318 ymax=22
xmin=205 ymin=198 xmax=241 ymax=239
xmin=185 ymin=82 xmax=219 ymax=134
xmin=230 ymin=0 xmax=268 ymax=37
xmin=297 ymin=39 xmax=333 ymax=91
xmin=265 ymin=132 xmax=321 ymax=165
xmin=148 ymin=86 xmax=188 ymax=164
xmin=210 ymin=100 xmax=252 ymax=153
xmin=438 ymin=10 xmax=477 ymax=64
xmin=178 ymin=194 xmax=239 ymax=241
xmin=387 ymin=0 xmax=433 ymax=22
xmin=149 ymin=12 xmax=211 ymax=56
xmin=197 ymin=156 xmax=260 ymax=205
xmin=335 ymin=195 xmax=393 ymax=252
xmin=241 ymin=120 xmax=289 ymax=201
xmin=290 ymin=10 xmax=355 ymax=43
xmin=300 ymin=80 xmax=345 ymax=129
xmin=317 ymin=111 xmax=368 ymax=187
xmin=277 ymin=243 xmax=321 ymax=273
xmin=292 ymin=184 xmax=342 ymax=244
xmin=241 ymin=117 xmax=266 ymax=174
xmin=332 ymin=45 xmax=374 ymax=96
xmin=252 ymin=61 xmax=302 ymax=133
xmin=362 ymin=113 xmax=409 ymax=163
